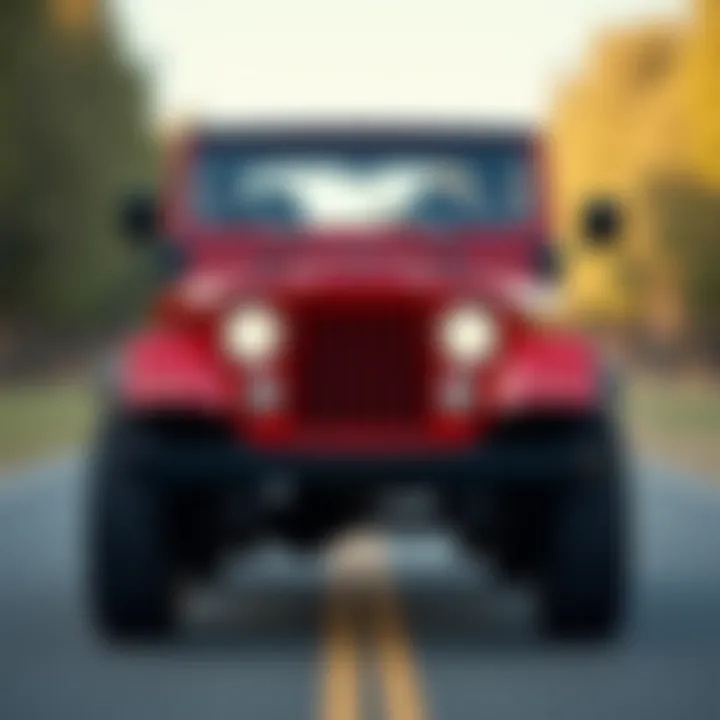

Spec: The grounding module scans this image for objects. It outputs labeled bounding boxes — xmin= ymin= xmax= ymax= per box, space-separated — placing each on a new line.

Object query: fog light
xmin=247 ymin=376 xmax=282 ymax=412
xmin=438 ymin=374 xmax=474 ymax=412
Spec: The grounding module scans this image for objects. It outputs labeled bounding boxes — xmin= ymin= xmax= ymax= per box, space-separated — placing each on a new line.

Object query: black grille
xmin=294 ymin=307 xmax=428 ymax=424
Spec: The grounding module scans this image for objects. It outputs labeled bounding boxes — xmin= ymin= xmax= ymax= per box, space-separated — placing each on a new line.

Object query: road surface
xmin=0 ymin=458 xmax=719 ymax=720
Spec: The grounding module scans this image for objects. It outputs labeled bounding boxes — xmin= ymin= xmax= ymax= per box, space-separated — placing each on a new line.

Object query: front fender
xmin=493 ymin=330 xmax=602 ymax=415
xmin=115 ymin=328 xmax=233 ymax=416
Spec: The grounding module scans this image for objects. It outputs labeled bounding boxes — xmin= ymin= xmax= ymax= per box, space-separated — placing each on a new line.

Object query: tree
xmin=649 ymin=180 xmax=720 ymax=362
xmin=0 ymin=0 xmax=154 ymax=368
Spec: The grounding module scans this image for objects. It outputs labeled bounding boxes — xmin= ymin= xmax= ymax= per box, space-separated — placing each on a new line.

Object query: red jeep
xmin=90 ymin=126 xmax=626 ymax=639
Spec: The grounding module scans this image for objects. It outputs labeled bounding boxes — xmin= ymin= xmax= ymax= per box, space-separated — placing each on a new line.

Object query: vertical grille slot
xmin=295 ymin=307 xmax=428 ymax=425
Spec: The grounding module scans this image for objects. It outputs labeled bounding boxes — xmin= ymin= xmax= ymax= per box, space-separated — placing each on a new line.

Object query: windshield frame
xmin=168 ymin=127 xmax=543 ymax=243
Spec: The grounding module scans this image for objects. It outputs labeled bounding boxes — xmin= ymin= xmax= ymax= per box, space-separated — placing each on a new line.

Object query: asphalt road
xmin=0 ymin=458 xmax=719 ymax=720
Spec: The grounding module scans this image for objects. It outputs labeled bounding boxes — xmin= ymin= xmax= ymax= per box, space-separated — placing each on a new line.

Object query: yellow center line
xmin=321 ymin=582 xmax=359 ymax=720
xmin=320 ymin=534 xmax=428 ymax=720
xmin=371 ymin=545 xmax=427 ymax=720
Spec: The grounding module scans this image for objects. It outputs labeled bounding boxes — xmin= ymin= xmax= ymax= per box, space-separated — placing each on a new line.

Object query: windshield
xmin=192 ymin=137 xmax=533 ymax=232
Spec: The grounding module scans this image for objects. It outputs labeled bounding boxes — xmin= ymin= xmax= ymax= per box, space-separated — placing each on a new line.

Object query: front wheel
xmin=540 ymin=443 xmax=626 ymax=640
xmin=89 ymin=420 xmax=177 ymax=639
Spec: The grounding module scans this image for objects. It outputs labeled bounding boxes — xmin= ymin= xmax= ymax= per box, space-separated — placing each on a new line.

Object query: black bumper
xmin=132 ymin=433 xmax=604 ymax=491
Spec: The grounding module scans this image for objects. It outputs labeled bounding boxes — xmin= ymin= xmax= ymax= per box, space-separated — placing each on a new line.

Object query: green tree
xmin=649 ymin=179 xmax=720 ymax=361
xmin=0 ymin=0 xmax=154 ymax=366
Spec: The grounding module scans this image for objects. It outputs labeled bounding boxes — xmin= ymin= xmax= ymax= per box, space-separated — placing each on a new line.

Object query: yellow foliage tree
xmin=546 ymin=11 xmax=717 ymax=333
xmin=48 ymin=0 xmax=98 ymax=35
xmin=685 ymin=0 xmax=720 ymax=187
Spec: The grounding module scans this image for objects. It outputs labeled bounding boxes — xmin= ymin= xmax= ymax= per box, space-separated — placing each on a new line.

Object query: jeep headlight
xmin=224 ymin=305 xmax=284 ymax=363
xmin=439 ymin=305 xmax=498 ymax=363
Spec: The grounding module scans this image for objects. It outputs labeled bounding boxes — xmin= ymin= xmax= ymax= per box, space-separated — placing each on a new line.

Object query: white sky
xmin=109 ymin=0 xmax=685 ymax=125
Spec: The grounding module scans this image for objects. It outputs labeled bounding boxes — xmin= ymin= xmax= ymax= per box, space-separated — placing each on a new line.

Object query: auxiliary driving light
xmin=223 ymin=305 xmax=284 ymax=363
xmin=439 ymin=305 xmax=498 ymax=364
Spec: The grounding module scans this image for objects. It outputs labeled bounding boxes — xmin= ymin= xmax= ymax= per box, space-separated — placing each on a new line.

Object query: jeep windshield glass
xmin=192 ymin=137 xmax=533 ymax=232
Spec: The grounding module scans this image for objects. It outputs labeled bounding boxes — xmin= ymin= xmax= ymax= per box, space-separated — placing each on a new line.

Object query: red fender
xmin=117 ymin=328 xmax=233 ymax=415
xmin=493 ymin=330 xmax=601 ymax=415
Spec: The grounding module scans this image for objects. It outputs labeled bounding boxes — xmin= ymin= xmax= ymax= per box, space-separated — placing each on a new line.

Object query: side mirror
xmin=155 ymin=242 xmax=188 ymax=282
xmin=534 ymin=242 xmax=562 ymax=281
xmin=580 ymin=197 xmax=624 ymax=246
xmin=121 ymin=192 xmax=157 ymax=242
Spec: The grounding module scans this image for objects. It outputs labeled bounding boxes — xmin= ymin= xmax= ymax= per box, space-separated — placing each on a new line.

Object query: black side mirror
xmin=121 ymin=192 xmax=157 ymax=242
xmin=581 ymin=197 xmax=624 ymax=246
xmin=534 ymin=242 xmax=562 ymax=281
xmin=154 ymin=242 xmax=188 ymax=283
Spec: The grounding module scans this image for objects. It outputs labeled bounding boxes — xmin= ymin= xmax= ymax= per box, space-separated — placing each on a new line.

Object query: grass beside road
xmin=0 ymin=379 xmax=96 ymax=470
xmin=625 ymin=372 xmax=720 ymax=481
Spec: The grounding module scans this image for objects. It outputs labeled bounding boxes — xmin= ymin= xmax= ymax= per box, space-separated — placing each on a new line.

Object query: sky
xmin=110 ymin=0 xmax=686 ymax=126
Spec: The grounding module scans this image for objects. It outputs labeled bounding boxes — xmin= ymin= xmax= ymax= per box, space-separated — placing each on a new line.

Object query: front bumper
xmin=131 ymin=432 xmax=604 ymax=491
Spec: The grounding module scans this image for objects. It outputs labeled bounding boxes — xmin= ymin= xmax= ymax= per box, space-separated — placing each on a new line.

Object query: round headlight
xmin=439 ymin=305 xmax=498 ymax=363
xmin=224 ymin=305 xmax=284 ymax=363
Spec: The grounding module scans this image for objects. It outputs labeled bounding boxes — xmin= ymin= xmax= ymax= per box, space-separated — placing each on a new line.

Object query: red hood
xmin=171 ymin=229 xmax=538 ymax=305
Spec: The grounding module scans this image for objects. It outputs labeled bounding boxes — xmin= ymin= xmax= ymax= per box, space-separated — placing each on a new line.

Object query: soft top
xmin=191 ymin=124 xmax=536 ymax=152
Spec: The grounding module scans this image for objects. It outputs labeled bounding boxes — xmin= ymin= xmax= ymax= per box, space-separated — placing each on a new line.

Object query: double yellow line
xmin=321 ymin=538 xmax=426 ymax=720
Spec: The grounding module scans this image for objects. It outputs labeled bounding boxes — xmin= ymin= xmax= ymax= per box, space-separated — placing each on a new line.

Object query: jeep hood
xmin=173 ymin=229 xmax=539 ymax=303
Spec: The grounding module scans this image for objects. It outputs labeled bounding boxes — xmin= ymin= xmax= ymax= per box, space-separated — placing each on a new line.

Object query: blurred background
xmin=1 ymin=3 xmax=720 ymax=720
xmin=1 ymin=0 xmax=718 ymax=478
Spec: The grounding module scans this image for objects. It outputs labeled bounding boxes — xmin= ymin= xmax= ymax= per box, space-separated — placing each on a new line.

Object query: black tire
xmin=541 ymin=428 xmax=626 ymax=640
xmin=89 ymin=419 xmax=177 ymax=639
xmin=172 ymin=493 xmax=223 ymax=580
xmin=494 ymin=497 xmax=548 ymax=581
